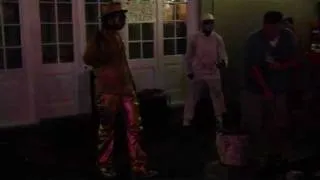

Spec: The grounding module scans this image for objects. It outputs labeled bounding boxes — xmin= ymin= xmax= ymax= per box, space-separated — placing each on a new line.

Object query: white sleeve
xmin=217 ymin=35 xmax=228 ymax=67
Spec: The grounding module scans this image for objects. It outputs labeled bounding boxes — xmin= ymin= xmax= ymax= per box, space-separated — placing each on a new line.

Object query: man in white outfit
xmin=183 ymin=13 xmax=228 ymax=127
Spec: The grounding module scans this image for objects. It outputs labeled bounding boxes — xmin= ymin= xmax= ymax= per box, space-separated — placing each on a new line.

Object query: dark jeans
xmin=241 ymin=90 xmax=288 ymax=156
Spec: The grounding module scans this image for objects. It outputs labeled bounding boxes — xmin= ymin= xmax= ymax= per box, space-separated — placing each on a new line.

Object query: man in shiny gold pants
xmin=83 ymin=2 xmax=156 ymax=178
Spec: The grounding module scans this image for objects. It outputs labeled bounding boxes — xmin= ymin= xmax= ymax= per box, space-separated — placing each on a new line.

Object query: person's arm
xmin=184 ymin=35 xmax=196 ymax=76
xmin=83 ymin=31 xmax=105 ymax=67
xmin=83 ymin=43 xmax=100 ymax=67
xmin=244 ymin=36 xmax=271 ymax=93
xmin=217 ymin=35 xmax=228 ymax=67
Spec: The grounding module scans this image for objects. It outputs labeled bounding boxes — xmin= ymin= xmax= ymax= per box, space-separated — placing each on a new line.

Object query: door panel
xmin=0 ymin=0 xmax=35 ymax=126
xmin=36 ymin=0 xmax=78 ymax=119
xmin=163 ymin=62 xmax=185 ymax=102
xmin=126 ymin=0 xmax=158 ymax=90
xmin=159 ymin=0 xmax=188 ymax=104
xmin=130 ymin=64 xmax=157 ymax=91
xmin=38 ymin=73 xmax=77 ymax=118
xmin=0 ymin=71 xmax=31 ymax=126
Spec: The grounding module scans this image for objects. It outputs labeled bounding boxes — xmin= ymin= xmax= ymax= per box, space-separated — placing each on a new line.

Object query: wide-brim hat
xmin=201 ymin=13 xmax=215 ymax=21
xmin=101 ymin=1 xmax=127 ymax=16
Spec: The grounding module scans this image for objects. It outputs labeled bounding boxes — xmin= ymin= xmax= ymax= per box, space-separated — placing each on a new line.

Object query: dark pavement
xmin=1 ymin=98 xmax=320 ymax=180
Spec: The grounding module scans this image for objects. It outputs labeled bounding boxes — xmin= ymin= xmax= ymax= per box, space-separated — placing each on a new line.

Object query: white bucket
xmin=216 ymin=132 xmax=249 ymax=166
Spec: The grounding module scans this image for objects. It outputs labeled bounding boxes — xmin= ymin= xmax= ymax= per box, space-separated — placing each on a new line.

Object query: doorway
xmin=82 ymin=0 xmax=193 ymax=106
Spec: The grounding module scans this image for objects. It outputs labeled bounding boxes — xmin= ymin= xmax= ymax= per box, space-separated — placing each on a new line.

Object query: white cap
xmin=201 ymin=13 xmax=215 ymax=21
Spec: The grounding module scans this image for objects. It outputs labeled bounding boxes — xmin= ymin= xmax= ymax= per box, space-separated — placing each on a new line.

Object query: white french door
xmin=158 ymin=0 xmax=189 ymax=104
xmin=0 ymin=0 xmax=36 ymax=126
xmin=32 ymin=0 xmax=82 ymax=119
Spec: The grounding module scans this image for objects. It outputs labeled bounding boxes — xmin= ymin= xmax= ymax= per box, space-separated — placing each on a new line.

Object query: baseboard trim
xmin=0 ymin=101 xmax=185 ymax=129
xmin=0 ymin=119 xmax=39 ymax=129
xmin=39 ymin=113 xmax=92 ymax=124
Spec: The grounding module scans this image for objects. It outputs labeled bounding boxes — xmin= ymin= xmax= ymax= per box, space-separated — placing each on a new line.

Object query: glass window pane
xmin=40 ymin=3 xmax=55 ymax=22
xmin=41 ymin=24 xmax=56 ymax=43
xmin=59 ymin=44 xmax=74 ymax=63
xmin=176 ymin=3 xmax=187 ymax=20
xmin=6 ymin=48 xmax=22 ymax=69
xmin=58 ymin=4 xmax=72 ymax=22
xmin=86 ymin=24 xmax=99 ymax=41
xmin=176 ymin=22 xmax=186 ymax=37
xmin=0 ymin=49 xmax=4 ymax=69
xmin=142 ymin=23 xmax=153 ymax=41
xmin=85 ymin=4 xmax=98 ymax=23
xmin=127 ymin=0 xmax=154 ymax=23
xmin=4 ymin=26 xmax=21 ymax=46
xmin=142 ymin=42 xmax=153 ymax=58
xmin=58 ymin=24 xmax=73 ymax=42
xmin=42 ymin=45 xmax=57 ymax=64
xmin=128 ymin=23 xmax=141 ymax=41
xmin=163 ymin=22 xmax=175 ymax=38
xmin=129 ymin=42 xmax=141 ymax=59
xmin=177 ymin=38 xmax=186 ymax=54
xmin=163 ymin=4 xmax=174 ymax=21
xmin=164 ymin=39 xmax=175 ymax=55
xmin=3 ymin=3 xmax=20 ymax=24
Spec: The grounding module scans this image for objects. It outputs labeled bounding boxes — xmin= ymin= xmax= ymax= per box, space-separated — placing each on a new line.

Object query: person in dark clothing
xmin=241 ymin=11 xmax=297 ymax=158
xmin=283 ymin=16 xmax=307 ymax=113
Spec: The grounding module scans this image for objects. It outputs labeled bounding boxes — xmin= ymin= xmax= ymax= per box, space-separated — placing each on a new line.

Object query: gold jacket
xmin=83 ymin=30 xmax=135 ymax=96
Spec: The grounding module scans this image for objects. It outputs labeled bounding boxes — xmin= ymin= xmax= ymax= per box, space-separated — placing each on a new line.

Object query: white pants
xmin=183 ymin=77 xmax=226 ymax=123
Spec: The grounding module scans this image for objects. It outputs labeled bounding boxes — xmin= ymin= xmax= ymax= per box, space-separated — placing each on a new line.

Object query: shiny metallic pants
xmin=96 ymin=93 xmax=147 ymax=174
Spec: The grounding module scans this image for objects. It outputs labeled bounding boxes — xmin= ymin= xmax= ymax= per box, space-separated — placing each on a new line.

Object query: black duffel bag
xmin=137 ymin=89 xmax=170 ymax=140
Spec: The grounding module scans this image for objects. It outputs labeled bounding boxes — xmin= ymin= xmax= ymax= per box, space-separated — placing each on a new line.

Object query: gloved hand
xmin=187 ymin=73 xmax=194 ymax=80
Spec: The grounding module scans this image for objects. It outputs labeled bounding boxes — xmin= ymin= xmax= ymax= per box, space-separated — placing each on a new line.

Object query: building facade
xmin=0 ymin=0 xmax=210 ymax=126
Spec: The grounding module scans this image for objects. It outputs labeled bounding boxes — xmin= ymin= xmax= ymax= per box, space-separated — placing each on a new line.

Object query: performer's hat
xmin=101 ymin=1 xmax=127 ymax=16
xmin=201 ymin=13 xmax=215 ymax=21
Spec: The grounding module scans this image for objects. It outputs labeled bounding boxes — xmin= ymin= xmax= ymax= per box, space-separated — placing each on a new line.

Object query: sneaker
xmin=100 ymin=168 xmax=116 ymax=179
